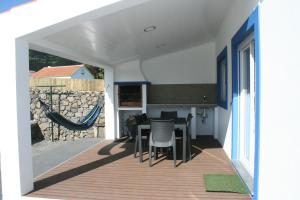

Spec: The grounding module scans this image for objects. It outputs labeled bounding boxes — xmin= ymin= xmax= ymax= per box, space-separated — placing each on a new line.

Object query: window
xmin=217 ymin=47 xmax=228 ymax=109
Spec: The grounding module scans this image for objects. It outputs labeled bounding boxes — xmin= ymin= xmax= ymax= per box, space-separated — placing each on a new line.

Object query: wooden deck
xmin=27 ymin=136 xmax=251 ymax=200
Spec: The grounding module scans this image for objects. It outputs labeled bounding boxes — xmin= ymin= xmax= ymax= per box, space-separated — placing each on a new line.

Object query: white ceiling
xmin=39 ymin=0 xmax=234 ymax=66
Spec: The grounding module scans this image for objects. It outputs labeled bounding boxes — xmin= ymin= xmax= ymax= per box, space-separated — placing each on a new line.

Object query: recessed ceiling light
xmin=144 ymin=26 xmax=156 ymax=32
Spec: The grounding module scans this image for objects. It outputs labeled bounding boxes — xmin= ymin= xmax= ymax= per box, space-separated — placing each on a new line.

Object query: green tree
xmin=84 ymin=65 xmax=104 ymax=79
xmin=29 ymin=49 xmax=104 ymax=79
xmin=29 ymin=49 xmax=80 ymax=71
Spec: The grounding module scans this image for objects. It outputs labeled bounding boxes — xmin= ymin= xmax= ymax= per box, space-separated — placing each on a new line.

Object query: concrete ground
xmin=32 ymin=138 xmax=103 ymax=178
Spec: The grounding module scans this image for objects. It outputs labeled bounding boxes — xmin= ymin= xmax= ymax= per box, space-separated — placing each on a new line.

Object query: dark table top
xmin=140 ymin=118 xmax=186 ymax=125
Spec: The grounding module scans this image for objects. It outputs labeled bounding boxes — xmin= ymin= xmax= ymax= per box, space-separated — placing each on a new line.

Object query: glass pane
xmin=243 ymin=48 xmax=251 ymax=160
xmin=220 ymin=60 xmax=226 ymax=101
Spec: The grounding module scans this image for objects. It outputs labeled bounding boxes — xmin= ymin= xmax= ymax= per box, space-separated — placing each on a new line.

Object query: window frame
xmin=217 ymin=47 xmax=228 ymax=109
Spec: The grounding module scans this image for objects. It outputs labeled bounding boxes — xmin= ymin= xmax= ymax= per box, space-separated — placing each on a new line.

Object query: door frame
xmin=231 ymin=7 xmax=260 ymax=200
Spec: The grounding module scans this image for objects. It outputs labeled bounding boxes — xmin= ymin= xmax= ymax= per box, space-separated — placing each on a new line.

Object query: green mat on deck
xmin=203 ymin=174 xmax=248 ymax=194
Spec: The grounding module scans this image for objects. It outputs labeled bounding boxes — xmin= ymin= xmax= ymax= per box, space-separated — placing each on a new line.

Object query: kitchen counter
xmin=147 ymin=103 xmax=217 ymax=107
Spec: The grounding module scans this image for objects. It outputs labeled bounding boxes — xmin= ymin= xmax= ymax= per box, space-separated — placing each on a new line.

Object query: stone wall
xmin=30 ymin=88 xmax=105 ymax=141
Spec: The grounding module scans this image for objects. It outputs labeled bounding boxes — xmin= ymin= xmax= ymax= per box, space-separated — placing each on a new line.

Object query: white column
xmin=114 ymin=85 xmax=120 ymax=139
xmin=214 ymin=107 xmax=219 ymax=139
xmin=104 ymin=67 xmax=115 ymax=140
xmin=0 ymin=39 xmax=33 ymax=199
xmin=142 ymin=84 xmax=147 ymax=113
xmin=191 ymin=107 xmax=197 ymax=139
xmin=0 ymin=157 xmax=1 ymax=198
xmin=259 ymin=1 xmax=300 ymax=199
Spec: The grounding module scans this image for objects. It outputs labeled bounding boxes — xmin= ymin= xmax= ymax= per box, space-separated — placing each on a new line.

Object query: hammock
xmin=39 ymin=99 xmax=102 ymax=131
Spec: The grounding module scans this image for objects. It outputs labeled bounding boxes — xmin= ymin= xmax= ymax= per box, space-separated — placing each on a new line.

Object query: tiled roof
xmin=32 ymin=65 xmax=83 ymax=78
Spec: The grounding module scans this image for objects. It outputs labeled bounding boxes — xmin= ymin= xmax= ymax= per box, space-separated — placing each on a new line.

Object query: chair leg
xmin=188 ymin=136 xmax=192 ymax=160
xmin=149 ymin=145 xmax=152 ymax=167
xmin=173 ymin=144 xmax=176 ymax=168
xmin=154 ymin=147 xmax=157 ymax=160
xmin=134 ymin=135 xmax=138 ymax=158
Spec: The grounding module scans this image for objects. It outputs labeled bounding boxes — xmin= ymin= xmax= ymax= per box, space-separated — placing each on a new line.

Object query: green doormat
xmin=203 ymin=174 xmax=248 ymax=194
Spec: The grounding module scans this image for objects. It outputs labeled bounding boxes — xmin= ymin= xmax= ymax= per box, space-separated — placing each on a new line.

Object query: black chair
xmin=175 ymin=113 xmax=193 ymax=160
xmin=149 ymin=120 xmax=176 ymax=167
xmin=186 ymin=113 xmax=193 ymax=160
xmin=160 ymin=111 xmax=178 ymax=120
xmin=134 ymin=129 xmax=150 ymax=158
xmin=133 ymin=114 xmax=150 ymax=158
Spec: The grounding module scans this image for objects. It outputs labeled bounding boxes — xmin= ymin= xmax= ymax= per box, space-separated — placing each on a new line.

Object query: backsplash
xmin=147 ymin=84 xmax=217 ymax=104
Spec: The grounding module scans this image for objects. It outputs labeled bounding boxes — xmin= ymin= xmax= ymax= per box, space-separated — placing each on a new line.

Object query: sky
xmin=0 ymin=0 xmax=33 ymax=13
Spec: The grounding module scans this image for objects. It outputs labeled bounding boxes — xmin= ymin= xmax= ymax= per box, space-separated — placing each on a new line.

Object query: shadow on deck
xmin=27 ymin=136 xmax=250 ymax=200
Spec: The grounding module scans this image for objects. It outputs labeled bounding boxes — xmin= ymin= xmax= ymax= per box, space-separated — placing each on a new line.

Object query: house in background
xmin=31 ymin=65 xmax=94 ymax=79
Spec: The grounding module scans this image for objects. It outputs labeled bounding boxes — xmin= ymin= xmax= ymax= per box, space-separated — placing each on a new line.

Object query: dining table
xmin=137 ymin=118 xmax=187 ymax=163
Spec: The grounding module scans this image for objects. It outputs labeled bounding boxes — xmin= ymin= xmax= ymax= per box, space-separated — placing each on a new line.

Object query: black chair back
xmin=187 ymin=113 xmax=193 ymax=128
xmin=160 ymin=111 xmax=178 ymax=120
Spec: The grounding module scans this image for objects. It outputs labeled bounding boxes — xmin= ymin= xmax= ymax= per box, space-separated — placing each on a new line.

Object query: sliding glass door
xmin=237 ymin=33 xmax=256 ymax=189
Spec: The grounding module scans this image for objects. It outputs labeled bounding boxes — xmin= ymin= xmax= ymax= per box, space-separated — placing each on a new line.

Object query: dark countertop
xmin=147 ymin=104 xmax=217 ymax=107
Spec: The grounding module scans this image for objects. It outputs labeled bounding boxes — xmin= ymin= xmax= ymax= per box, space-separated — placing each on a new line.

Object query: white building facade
xmin=0 ymin=0 xmax=300 ymax=200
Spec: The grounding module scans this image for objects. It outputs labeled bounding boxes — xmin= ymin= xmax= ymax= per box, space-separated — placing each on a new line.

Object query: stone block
xmin=71 ymin=108 xmax=77 ymax=113
xmin=82 ymin=104 xmax=89 ymax=108
xmin=34 ymin=114 xmax=39 ymax=120
xmin=36 ymin=101 xmax=41 ymax=109
xmin=71 ymin=103 xmax=78 ymax=108
xmin=83 ymin=111 xmax=89 ymax=116
xmin=66 ymin=112 xmax=74 ymax=117
xmin=60 ymin=94 xmax=67 ymax=100
xmin=93 ymin=97 xmax=98 ymax=102
xmin=40 ymin=94 xmax=47 ymax=100
xmin=94 ymin=126 xmax=105 ymax=138
xmin=30 ymin=103 xmax=35 ymax=110
xmin=39 ymin=122 xmax=49 ymax=131
xmin=40 ymin=118 xmax=48 ymax=123
xmin=52 ymin=95 xmax=59 ymax=101
xmin=75 ymin=112 xmax=82 ymax=118
xmin=67 ymin=96 xmax=75 ymax=102
xmin=62 ymin=110 xmax=68 ymax=115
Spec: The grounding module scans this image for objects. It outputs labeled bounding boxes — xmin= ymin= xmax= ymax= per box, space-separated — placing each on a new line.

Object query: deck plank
xmin=27 ymin=137 xmax=251 ymax=200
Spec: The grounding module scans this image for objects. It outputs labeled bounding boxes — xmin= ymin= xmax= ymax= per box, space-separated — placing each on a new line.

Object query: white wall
xmin=0 ymin=0 xmax=143 ymax=198
xmin=147 ymin=106 xmax=191 ymax=121
xmin=0 ymin=154 xmax=2 ymax=199
xmin=214 ymin=0 xmax=259 ymax=158
xmin=259 ymin=1 xmax=300 ymax=199
xmin=104 ymin=67 xmax=116 ymax=140
xmin=141 ymin=42 xmax=216 ymax=84
xmin=71 ymin=66 xmax=94 ymax=79
xmin=114 ymin=60 xmax=146 ymax=82
xmin=196 ymin=108 xmax=215 ymax=135
xmin=0 ymin=38 xmax=33 ymax=199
